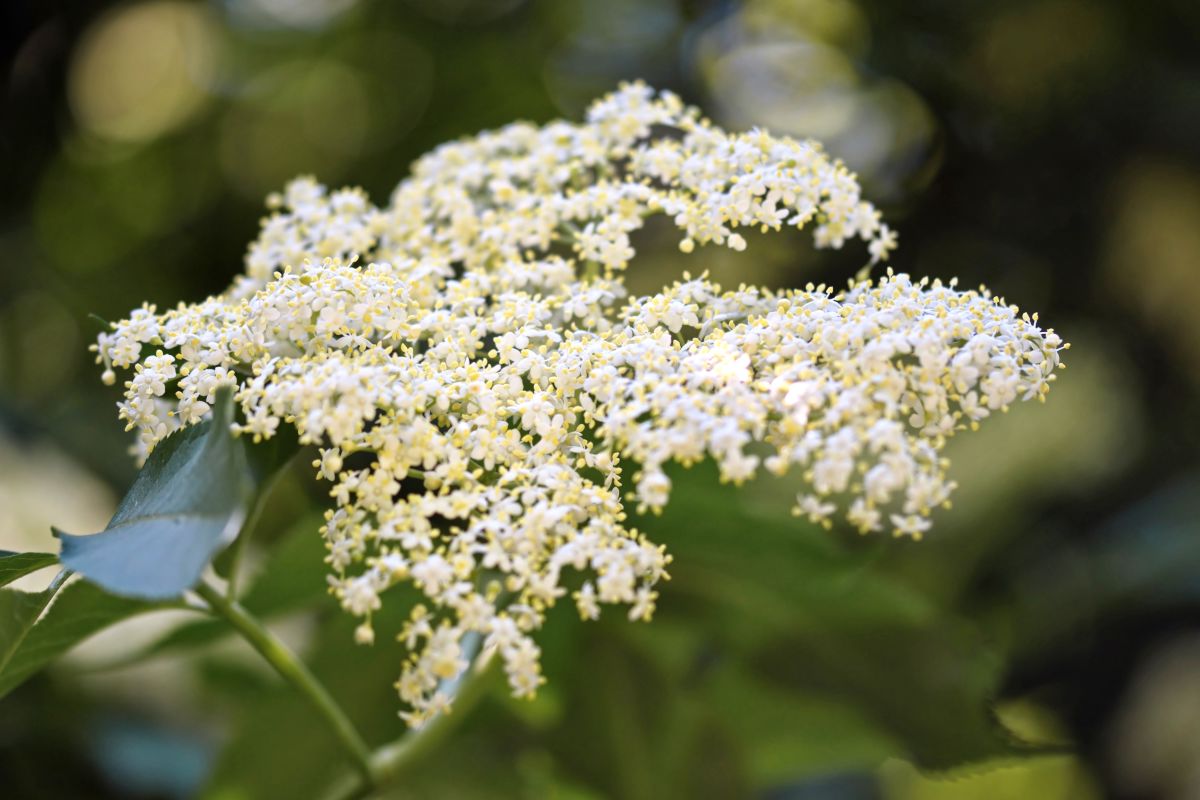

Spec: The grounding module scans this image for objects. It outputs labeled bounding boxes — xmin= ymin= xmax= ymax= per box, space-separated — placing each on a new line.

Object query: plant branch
xmin=194 ymin=581 xmax=376 ymax=786
xmin=227 ymin=441 xmax=299 ymax=600
xmin=323 ymin=632 xmax=494 ymax=800
xmin=223 ymin=494 xmax=266 ymax=601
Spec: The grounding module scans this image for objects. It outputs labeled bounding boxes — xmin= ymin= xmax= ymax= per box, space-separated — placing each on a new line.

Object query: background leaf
xmin=0 ymin=578 xmax=169 ymax=698
xmin=0 ymin=552 xmax=59 ymax=588
xmin=0 ymin=583 xmax=62 ymax=694
xmin=631 ymin=463 xmax=1022 ymax=770
xmin=196 ymin=463 xmax=1024 ymax=800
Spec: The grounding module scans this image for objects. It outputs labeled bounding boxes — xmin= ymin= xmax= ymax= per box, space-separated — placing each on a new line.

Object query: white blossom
xmin=92 ymin=83 xmax=1066 ymax=726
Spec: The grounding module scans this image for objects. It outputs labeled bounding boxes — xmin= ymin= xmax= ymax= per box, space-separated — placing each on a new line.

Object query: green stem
xmin=223 ymin=494 xmax=266 ymax=601
xmin=226 ymin=444 xmax=297 ymax=600
xmin=194 ymin=581 xmax=376 ymax=786
xmin=323 ymin=633 xmax=494 ymax=800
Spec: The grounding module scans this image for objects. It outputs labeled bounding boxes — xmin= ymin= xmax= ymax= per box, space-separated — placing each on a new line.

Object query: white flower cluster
xmin=92 ymin=83 xmax=1065 ymax=725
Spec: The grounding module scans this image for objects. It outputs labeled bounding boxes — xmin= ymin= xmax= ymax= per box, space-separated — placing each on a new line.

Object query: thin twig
xmin=322 ymin=632 xmax=493 ymax=800
xmin=195 ymin=581 xmax=376 ymax=786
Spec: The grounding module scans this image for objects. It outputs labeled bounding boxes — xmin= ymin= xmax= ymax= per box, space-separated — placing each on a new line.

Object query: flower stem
xmin=222 ymin=493 xmax=266 ymax=601
xmin=323 ymin=632 xmax=493 ymax=800
xmin=194 ymin=581 xmax=376 ymax=786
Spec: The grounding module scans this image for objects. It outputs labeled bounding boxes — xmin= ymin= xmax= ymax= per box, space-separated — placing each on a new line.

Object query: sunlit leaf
xmin=55 ymin=387 xmax=295 ymax=600
xmin=125 ymin=512 xmax=330 ymax=661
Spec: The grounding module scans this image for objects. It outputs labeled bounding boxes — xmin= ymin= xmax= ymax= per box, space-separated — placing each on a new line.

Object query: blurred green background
xmin=1 ymin=0 xmax=1199 ymax=798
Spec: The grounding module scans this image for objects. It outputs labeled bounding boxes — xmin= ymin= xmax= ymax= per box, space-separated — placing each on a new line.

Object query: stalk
xmin=195 ymin=581 xmax=376 ymax=786
xmin=322 ymin=632 xmax=493 ymax=800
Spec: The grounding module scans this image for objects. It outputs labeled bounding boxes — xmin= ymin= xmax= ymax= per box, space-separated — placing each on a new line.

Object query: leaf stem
xmin=226 ymin=438 xmax=298 ymax=600
xmin=323 ymin=632 xmax=493 ymax=800
xmin=223 ymin=495 xmax=266 ymax=601
xmin=194 ymin=581 xmax=376 ymax=786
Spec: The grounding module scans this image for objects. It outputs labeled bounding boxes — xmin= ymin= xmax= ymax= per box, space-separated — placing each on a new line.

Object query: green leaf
xmin=632 ymin=462 xmax=1023 ymax=771
xmin=121 ymin=512 xmax=331 ymax=662
xmin=0 ymin=552 xmax=59 ymax=588
xmin=55 ymin=387 xmax=294 ymax=600
xmin=210 ymin=420 xmax=300 ymax=583
xmin=0 ymin=578 xmax=165 ymax=698
xmin=0 ymin=584 xmax=62 ymax=694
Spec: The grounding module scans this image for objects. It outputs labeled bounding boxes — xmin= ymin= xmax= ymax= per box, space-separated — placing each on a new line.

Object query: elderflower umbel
xmin=92 ymin=83 xmax=1066 ymax=726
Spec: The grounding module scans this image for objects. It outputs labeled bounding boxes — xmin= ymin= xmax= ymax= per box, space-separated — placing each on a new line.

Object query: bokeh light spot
xmin=693 ymin=0 xmax=937 ymax=200
xmin=68 ymin=2 xmax=220 ymax=144
xmin=1104 ymin=160 xmax=1200 ymax=383
xmin=225 ymin=0 xmax=358 ymax=30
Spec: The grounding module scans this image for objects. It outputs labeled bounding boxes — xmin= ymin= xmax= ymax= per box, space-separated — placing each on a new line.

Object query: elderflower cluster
xmin=92 ymin=83 xmax=1065 ymax=726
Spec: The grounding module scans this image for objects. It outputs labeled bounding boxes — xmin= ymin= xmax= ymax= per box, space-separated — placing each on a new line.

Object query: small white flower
xmin=95 ymin=84 xmax=1065 ymax=725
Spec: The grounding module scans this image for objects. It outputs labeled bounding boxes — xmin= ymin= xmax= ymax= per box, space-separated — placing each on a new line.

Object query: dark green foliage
xmin=0 ymin=579 xmax=169 ymax=698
